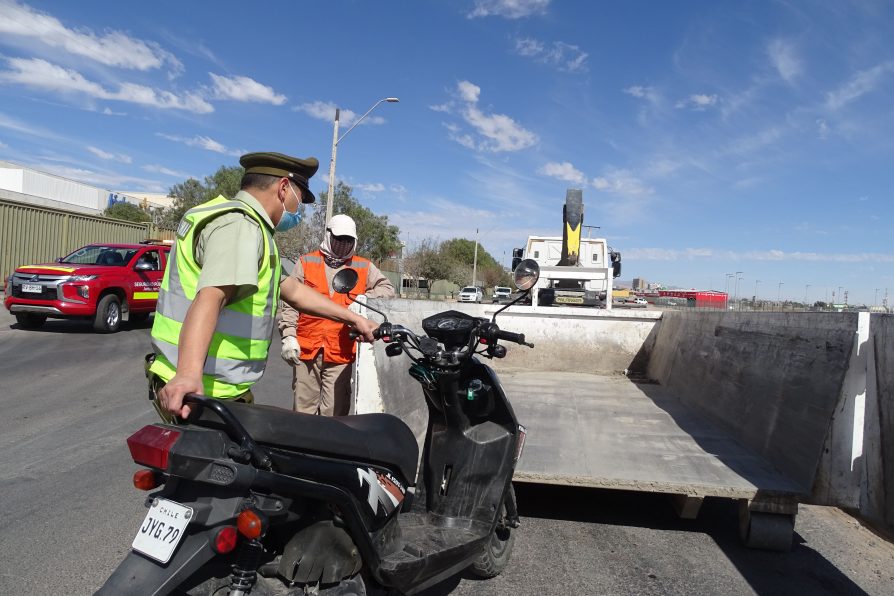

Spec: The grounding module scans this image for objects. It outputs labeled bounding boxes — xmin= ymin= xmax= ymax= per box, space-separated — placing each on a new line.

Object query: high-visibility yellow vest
xmin=149 ymin=195 xmax=281 ymax=398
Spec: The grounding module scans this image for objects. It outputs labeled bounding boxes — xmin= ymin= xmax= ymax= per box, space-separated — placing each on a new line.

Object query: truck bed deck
xmin=503 ymin=371 xmax=804 ymax=500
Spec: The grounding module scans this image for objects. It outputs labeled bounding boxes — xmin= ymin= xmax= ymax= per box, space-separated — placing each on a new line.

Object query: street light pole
xmin=805 ymin=284 xmax=811 ymax=306
xmin=734 ymin=272 xmax=743 ymax=309
xmin=325 ymin=97 xmax=399 ymax=229
xmin=472 ymin=228 xmax=479 ymax=286
xmin=777 ymin=282 xmax=784 ymax=303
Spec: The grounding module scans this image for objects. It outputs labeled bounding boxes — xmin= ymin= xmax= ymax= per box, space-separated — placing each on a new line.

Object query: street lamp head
xmin=385 ymin=97 xmax=400 ymax=103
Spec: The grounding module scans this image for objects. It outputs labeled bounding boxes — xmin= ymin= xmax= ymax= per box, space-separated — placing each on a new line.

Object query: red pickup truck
xmin=4 ymin=241 xmax=171 ymax=333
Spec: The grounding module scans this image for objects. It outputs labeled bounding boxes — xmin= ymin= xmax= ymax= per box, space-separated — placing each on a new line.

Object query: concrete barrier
xmin=645 ymin=311 xmax=855 ymax=495
xmin=865 ymin=314 xmax=893 ymax=532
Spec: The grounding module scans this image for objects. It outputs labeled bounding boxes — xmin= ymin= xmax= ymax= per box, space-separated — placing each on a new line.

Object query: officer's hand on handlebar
xmin=158 ymin=373 xmax=204 ymax=419
xmin=349 ymin=314 xmax=378 ymax=342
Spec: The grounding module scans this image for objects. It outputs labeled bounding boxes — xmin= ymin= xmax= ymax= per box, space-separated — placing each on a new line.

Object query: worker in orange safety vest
xmin=278 ymin=214 xmax=395 ymax=415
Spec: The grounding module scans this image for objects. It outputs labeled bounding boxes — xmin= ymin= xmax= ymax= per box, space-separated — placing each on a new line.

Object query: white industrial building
xmin=0 ymin=160 xmax=170 ymax=215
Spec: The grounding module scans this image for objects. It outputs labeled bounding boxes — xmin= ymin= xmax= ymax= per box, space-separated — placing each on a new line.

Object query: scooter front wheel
xmin=469 ymin=485 xmax=517 ymax=579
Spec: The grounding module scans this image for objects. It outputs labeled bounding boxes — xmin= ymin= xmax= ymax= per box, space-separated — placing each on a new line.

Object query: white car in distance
xmin=458 ymin=286 xmax=484 ymax=303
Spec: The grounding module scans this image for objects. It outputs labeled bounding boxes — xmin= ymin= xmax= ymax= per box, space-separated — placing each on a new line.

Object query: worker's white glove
xmin=280 ymin=336 xmax=301 ymax=366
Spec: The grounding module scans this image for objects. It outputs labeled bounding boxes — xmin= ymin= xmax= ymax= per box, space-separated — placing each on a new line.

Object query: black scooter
xmin=98 ymin=260 xmax=542 ymax=596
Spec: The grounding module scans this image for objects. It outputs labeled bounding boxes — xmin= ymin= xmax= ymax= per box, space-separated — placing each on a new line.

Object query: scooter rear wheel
xmin=469 ymin=485 xmax=516 ymax=579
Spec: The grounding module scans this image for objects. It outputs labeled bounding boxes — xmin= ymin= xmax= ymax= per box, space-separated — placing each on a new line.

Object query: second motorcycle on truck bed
xmin=98 ymin=260 xmax=543 ymax=595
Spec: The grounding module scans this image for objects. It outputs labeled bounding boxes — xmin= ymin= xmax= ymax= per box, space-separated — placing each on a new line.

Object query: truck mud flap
xmin=95 ymin=527 xmax=215 ymax=595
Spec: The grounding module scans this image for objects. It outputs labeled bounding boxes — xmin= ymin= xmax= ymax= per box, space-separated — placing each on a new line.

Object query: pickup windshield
xmin=62 ymin=246 xmax=137 ymax=267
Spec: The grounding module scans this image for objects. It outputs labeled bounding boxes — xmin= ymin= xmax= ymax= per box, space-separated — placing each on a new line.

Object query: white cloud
xmin=825 ymin=62 xmax=894 ymax=110
xmin=208 ymin=73 xmax=286 ymax=105
xmin=675 ymin=93 xmax=718 ymax=110
xmin=86 ymin=145 xmax=131 ymax=163
xmin=722 ymin=127 xmax=782 ymax=156
xmin=27 ymin=162 xmax=165 ymax=192
xmin=0 ymin=110 xmax=62 ymax=140
xmin=293 ymin=100 xmax=385 ymax=128
xmin=457 ymin=81 xmax=481 ymax=103
xmin=156 ymin=133 xmax=242 ymax=156
xmin=468 ymin=0 xmax=549 ymax=19
xmin=514 ymin=37 xmax=588 ymax=72
xmin=0 ymin=139 xmax=7 ymax=149
xmin=592 ymin=169 xmax=653 ymax=197
xmin=538 ymin=161 xmax=587 ymax=185
xmin=102 ymin=107 xmax=126 ymax=116
xmin=356 ymin=182 xmax=386 ymax=192
xmin=767 ymin=39 xmax=801 ymax=83
xmin=444 ymin=80 xmax=538 ymax=152
xmin=0 ymin=58 xmax=212 ymax=113
xmin=143 ymin=164 xmax=192 ymax=179
xmin=429 ymin=102 xmax=453 ymax=113
xmin=0 ymin=0 xmax=182 ymax=75
xmin=816 ymin=118 xmax=830 ymax=139
xmin=515 ymin=38 xmax=544 ymax=56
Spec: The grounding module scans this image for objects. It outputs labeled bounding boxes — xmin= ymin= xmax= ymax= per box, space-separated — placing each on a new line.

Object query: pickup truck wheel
xmin=469 ymin=485 xmax=516 ymax=578
xmin=15 ymin=313 xmax=47 ymax=329
xmin=94 ymin=294 xmax=122 ymax=333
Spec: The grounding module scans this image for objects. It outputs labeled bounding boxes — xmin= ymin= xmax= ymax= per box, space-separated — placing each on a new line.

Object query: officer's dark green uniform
xmin=147 ymin=152 xmax=318 ymax=421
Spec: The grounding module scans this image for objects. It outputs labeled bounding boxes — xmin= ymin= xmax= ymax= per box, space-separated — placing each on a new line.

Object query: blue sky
xmin=0 ymin=0 xmax=892 ymax=306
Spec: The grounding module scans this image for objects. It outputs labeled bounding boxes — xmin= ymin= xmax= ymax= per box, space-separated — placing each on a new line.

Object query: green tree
xmin=103 ymin=201 xmax=150 ymax=223
xmin=205 ymin=165 xmax=243 ymax=200
xmin=159 ymin=178 xmax=206 ymax=229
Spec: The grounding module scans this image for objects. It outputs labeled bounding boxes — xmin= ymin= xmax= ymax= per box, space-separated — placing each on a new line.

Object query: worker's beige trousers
xmin=292 ymin=351 xmax=353 ymax=416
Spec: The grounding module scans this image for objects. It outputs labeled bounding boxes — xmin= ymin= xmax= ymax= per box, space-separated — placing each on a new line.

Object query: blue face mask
xmin=275 ymin=184 xmax=303 ymax=232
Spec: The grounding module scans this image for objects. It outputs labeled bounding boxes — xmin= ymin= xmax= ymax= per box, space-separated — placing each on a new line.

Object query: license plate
xmin=132 ymin=498 xmax=193 ymax=564
xmin=555 ymin=296 xmax=584 ymax=304
xmin=22 ymin=284 xmax=42 ymax=293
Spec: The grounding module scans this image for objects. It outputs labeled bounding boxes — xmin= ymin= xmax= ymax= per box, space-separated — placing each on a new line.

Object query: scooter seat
xmin=196 ymin=401 xmax=419 ymax=483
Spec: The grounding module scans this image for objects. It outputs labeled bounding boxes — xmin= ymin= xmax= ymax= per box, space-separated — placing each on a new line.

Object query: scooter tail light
xmin=127 ymin=425 xmax=181 ymax=470
xmin=212 ymin=526 xmax=238 ymax=554
xmin=132 ymin=469 xmax=161 ymax=491
xmin=237 ymin=509 xmax=266 ymax=540
xmin=514 ymin=425 xmax=527 ymax=463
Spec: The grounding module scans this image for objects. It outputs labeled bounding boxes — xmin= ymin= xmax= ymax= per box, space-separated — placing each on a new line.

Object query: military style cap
xmin=240 ymin=151 xmax=319 ymax=203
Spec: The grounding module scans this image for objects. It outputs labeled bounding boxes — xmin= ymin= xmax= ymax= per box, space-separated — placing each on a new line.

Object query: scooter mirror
xmin=513 ymin=259 xmax=540 ymax=291
xmin=332 ymin=268 xmax=360 ymax=295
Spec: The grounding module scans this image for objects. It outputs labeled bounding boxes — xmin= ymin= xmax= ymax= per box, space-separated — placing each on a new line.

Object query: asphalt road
xmin=0 ymin=305 xmax=892 ymax=595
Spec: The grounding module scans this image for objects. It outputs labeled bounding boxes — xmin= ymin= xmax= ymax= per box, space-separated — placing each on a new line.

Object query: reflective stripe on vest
xmin=149 ymin=196 xmax=280 ymax=397
xmin=296 ymin=251 xmax=369 ymax=365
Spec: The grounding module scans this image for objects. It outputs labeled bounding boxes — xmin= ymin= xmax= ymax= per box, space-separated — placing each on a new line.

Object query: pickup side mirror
xmin=134 ymin=261 xmax=155 ymax=271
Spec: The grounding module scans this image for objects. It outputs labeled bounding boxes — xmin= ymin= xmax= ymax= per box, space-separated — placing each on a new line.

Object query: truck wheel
xmin=15 ymin=313 xmax=47 ymax=329
xmin=739 ymin=505 xmax=794 ymax=552
xmin=94 ymin=294 xmax=122 ymax=333
xmin=469 ymin=486 xmax=516 ymax=578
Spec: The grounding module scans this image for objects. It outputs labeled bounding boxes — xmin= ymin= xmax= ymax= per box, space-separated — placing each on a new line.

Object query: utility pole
xmin=805 ymin=284 xmax=811 ymax=306
xmin=472 ymin=228 xmax=479 ymax=287
xmin=734 ymin=272 xmax=743 ymax=310
xmin=777 ymin=282 xmax=784 ymax=303
xmin=725 ymin=273 xmax=734 ymax=298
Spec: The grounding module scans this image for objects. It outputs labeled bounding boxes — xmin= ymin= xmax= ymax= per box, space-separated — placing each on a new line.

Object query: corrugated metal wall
xmin=0 ymin=199 xmax=173 ymax=288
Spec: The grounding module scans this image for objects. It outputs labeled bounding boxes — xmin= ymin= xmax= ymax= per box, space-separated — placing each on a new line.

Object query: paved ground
xmin=0 ymin=304 xmax=892 ymax=595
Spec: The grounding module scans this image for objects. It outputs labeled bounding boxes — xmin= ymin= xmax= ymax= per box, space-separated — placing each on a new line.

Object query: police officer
xmin=148 ymin=152 xmax=378 ymax=420
xmin=278 ymin=214 xmax=395 ymax=416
